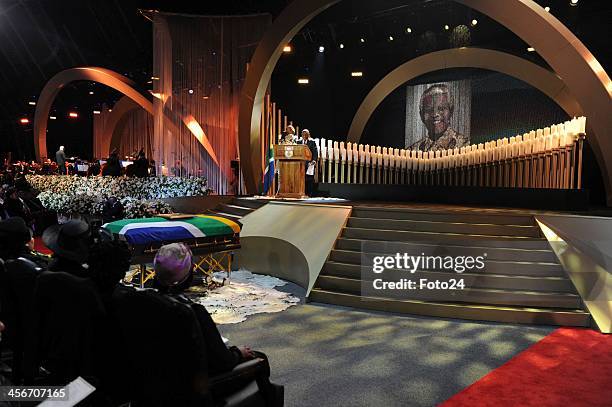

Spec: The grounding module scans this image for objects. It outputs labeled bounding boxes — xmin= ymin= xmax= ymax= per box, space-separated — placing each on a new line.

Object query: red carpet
xmin=33 ymin=237 xmax=52 ymax=255
xmin=441 ymin=328 xmax=612 ymax=407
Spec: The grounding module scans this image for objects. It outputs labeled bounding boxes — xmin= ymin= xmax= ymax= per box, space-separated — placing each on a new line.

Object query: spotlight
xmin=28 ymin=101 xmax=36 ymax=106
xmin=151 ymin=76 xmax=160 ymax=80
xmin=544 ymin=6 xmax=550 ymax=12
xmin=406 ymin=27 xmax=412 ymax=33
xmin=471 ymin=19 xmax=478 ymax=26
xmin=283 ymin=45 xmax=292 ymax=52
xmin=339 ymin=43 xmax=344 ymax=49
xmin=388 ymin=36 xmax=394 ymax=41
xmin=360 ymin=38 xmax=365 ymax=43
xmin=444 ymin=25 xmax=450 ymax=30
xmin=93 ymin=110 xmax=101 ymax=115
xmin=108 ymin=109 xmax=112 ymax=112
xmin=49 ymin=116 xmax=57 ymax=120
xmin=318 ymin=46 xmax=325 ymax=53
xmin=89 ymin=91 xmax=94 ymax=95
xmin=188 ymin=89 xmax=194 ymax=94
xmin=298 ymin=78 xmax=309 ymax=84
xmin=527 ymin=47 xmax=535 ymax=52
xmin=68 ymin=112 xmax=78 ymax=118
xmin=351 ymin=71 xmax=363 ymax=77
xmin=570 ymin=0 xmax=578 ymax=6
xmin=19 ymin=118 xmax=29 ymax=124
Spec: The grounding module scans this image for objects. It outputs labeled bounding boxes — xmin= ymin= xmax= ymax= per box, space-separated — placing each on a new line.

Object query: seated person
xmin=0 ymin=217 xmax=48 ymax=268
xmin=42 ymin=220 xmax=92 ymax=278
xmin=88 ymin=239 xmax=131 ymax=299
xmin=152 ymin=243 xmax=257 ymax=375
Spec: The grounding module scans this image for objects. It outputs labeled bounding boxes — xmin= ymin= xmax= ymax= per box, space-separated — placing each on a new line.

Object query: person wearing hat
xmin=152 ymin=243 xmax=259 ymax=375
xmin=298 ymin=129 xmax=318 ymax=196
xmin=43 ymin=219 xmax=92 ymax=278
xmin=0 ymin=217 xmax=47 ymax=268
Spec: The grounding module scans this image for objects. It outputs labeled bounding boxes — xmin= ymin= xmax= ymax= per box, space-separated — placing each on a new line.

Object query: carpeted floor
xmin=442 ymin=327 xmax=612 ymax=407
xmin=219 ymin=283 xmax=555 ymax=407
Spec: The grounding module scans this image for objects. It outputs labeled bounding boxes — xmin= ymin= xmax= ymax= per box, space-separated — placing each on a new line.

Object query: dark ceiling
xmin=0 ymin=0 xmax=609 ymax=159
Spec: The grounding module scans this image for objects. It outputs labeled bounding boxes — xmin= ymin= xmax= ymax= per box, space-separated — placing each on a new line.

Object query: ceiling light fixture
xmin=570 ymin=0 xmax=578 ymax=6
xmin=527 ymin=47 xmax=535 ymax=52
xmin=406 ymin=27 xmax=412 ymax=33
xmin=544 ymin=6 xmax=550 ymax=12
xmin=444 ymin=25 xmax=450 ymax=30
xmin=388 ymin=36 xmax=394 ymax=41
xmin=339 ymin=43 xmax=344 ymax=49
xmin=298 ymin=78 xmax=309 ymax=84
xmin=360 ymin=38 xmax=365 ymax=43
xmin=188 ymin=89 xmax=194 ymax=94
xmin=283 ymin=45 xmax=292 ymax=52
xmin=471 ymin=19 xmax=478 ymax=26
xmin=49 ymin=116 xmax=57 ymax=120
xmin=318 ymin=46 xmax=325 ymax=53
xmin=89 ymin=91 xmax=94 ymax=95
xmin=20 ymin=118 xmax=29 ymax=124
xmin=351 ymin=71 xmax=363 ymax=77
xmin=93 ymin=110 xmax=101 ymax=115
xmin=68 ymin=112 xmax=78 ymax=118
xmin=28 ymin=101 xmax=36 ymax=106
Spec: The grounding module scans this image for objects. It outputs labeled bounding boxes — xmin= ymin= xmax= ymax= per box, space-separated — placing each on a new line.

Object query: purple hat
xmin=153 ymin=243 xmax=193 ymax=286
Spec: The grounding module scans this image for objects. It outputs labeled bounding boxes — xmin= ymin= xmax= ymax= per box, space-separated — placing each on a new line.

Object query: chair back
xmin=110 ymin=285 xmax=211 ymax=407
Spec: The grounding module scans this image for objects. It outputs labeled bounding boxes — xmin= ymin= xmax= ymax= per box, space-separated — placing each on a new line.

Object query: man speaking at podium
xmin=298 ymin=129 xmax=318 ymax=196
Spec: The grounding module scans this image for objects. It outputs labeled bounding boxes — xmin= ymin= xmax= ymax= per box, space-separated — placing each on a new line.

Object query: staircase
xmin=207 ymin=197 xmax=268 ymax=221
xmin=309 ymin=205 xmax=590 ymax=326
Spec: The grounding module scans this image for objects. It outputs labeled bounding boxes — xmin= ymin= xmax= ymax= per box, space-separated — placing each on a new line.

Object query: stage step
xmin=210 ymin=198 xmax=268 ymax=220
xmin=351 ymin=207 xmax=536 ymax=226
xmin=346 ymin=217 xmax=542 ymax=237
xmin=232 ymin=198 xmax=269 ymax=210
xmin=308 ymin=289 xmax=591 ymax=327
xmin=335 ymin=238 xmax=559 ymax=263
xmin=310 ymin=205 xmax=588 ymax=326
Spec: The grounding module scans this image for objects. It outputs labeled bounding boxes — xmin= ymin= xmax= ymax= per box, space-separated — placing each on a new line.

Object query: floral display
xmin=29 ymin=175 xmax=209 ymax=218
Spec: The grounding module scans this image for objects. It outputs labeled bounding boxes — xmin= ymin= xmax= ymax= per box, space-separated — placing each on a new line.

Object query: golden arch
xmin=238 ymin=0 xmax=612 ymax=204
xmin=347 ymin=47 xmax=583 ymax=143
xmin=33 ymin=67 xmax=152 ymax=161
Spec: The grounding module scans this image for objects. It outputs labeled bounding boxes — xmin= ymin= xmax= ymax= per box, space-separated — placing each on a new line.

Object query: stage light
xmin=297 ymin=78 xmax=309 ymax=84
xmin=360 ymin=38 xmax=365 ymax=43
xmin=68 ymin=112 xmax=78 ymax=118
xmin=93 ymin=110 xmax=101 ymax=115
xmin=202 ymin=96 xmax=209 ymax=100
xmin=444 ymin=25 xmax=450 ymax=30
xmin=283 ymin=45 xmax=292 ymax=52
xmin=28 ymin=101 xmax=36 ymax=106
xmin=471 ymin=19 xmax=478 ymax=26
xmin=388 ymin=36 xmax=394 ymax=41
xmin=188 ymin=89 xmax=194 ymax=94
xmin=570 ymin=0 xmax=578 ymax=6
xmin=19 ymin=118 xmax=29 ymax=124
xmin=89 ymin=91 xmax=94 ymax=95
xmin=318 ymin=46 xmax=325 ymax=53
xmin=108 ymin=109 xmax=112 ymax=112
xmin=339 ymin=43 xmax=344 ymax=49
xmin=527 ymin=47 xmax=535 ymax=52
xmin=151 ymin=76 xmax=159 ymax=80
xmin=49 ymin=116 xmax=57 ymax=120
xmin=351 ymin=71 xmax=363 ymax=77
xmin=544 ymin=6 xmax=550 ymax=12
xmin=406 ymin=27 xmax=412 ymax=33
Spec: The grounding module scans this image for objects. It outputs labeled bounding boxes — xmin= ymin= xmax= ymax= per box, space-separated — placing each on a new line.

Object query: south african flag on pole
xmin=103 ymin=215 xmax=241 ymax=246
xmin=262 ymin=144 xmax=274 ymax=195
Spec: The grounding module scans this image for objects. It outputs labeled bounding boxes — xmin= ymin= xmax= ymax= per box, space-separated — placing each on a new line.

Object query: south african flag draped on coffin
xmin=103 ymin=215 xmax=241 ymax=246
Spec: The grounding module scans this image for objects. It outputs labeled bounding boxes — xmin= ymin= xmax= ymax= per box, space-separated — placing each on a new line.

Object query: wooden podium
xmin=274 ymin=144 xmax=312 ymax=198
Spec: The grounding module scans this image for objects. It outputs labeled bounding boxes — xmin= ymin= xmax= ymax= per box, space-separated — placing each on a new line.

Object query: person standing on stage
xmin=55 ymin=146 xmax=66 ymax=175
xmin=299 ymin=129 xmax=318 ymax=196
xmin=283 ymin=125 xmax=297 ymax=144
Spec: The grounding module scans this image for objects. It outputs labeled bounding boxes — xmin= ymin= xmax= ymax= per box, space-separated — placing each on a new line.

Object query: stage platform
xmin=164 ymin=195 xmax=610 ymax=331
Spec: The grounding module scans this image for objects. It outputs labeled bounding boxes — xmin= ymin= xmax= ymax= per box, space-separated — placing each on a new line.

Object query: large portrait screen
xmin=405 ymin=80 xmax=471 ymax=151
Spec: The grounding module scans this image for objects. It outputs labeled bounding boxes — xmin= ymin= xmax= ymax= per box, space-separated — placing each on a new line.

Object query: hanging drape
xmin=92 ymin=105 xmax=154 ymax=159
xmin=152 ymin=11 xmax=271 ymax=194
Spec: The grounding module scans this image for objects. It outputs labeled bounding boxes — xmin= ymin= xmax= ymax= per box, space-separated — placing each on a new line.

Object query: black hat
xmin=42 ymin=220 xmax=91 ymax=263
xmin=0 ymin=217 xmax=32 ymax=246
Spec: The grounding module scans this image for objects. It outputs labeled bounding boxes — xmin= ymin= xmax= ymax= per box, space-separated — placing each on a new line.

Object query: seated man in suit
xmin=299 ymin=129 xmax=318 ymax=196
xmin=152 ymin=243 xmax=260 ymax=375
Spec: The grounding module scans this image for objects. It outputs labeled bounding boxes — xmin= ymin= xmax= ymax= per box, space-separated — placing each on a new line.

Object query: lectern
xmin=274 ymin=144 xmax=312 ymax=198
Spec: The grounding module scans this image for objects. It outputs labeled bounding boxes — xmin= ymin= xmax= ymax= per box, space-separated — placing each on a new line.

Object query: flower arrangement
xmin=29 ymin=175 xmax=208 ymax=218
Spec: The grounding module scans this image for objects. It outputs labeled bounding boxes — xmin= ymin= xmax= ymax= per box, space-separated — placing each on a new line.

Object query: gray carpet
xmin=219 ymin=283 xmax=555 ymax=407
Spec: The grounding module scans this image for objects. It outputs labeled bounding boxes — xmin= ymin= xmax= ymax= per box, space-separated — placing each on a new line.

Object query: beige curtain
xmin=153 ymin=12 xmax=271 ymax=194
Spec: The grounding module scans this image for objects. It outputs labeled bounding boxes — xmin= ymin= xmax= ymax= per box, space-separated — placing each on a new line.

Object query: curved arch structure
xmin=347 ymin=48 xmax=583 ymax=143
xmin=238 ymin=0 xmax=612 ymax=204
xmin=33 ymin=67 xmax=152 ymax=161
xmin=105 ymin=96 xmax=153 ymax=155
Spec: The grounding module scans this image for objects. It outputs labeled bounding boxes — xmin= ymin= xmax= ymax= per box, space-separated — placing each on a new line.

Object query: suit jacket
xmin=299 ymin=139 xmax=318 ymax=162
xmin=55 ymin=150 xmax=66 ymax=166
